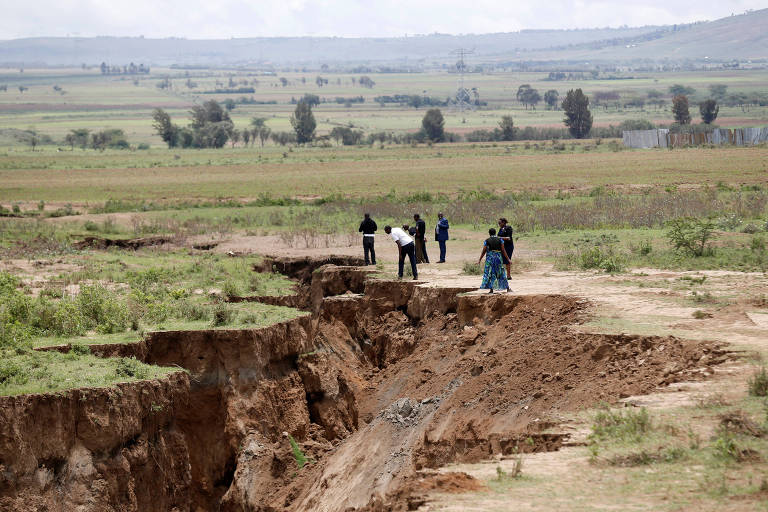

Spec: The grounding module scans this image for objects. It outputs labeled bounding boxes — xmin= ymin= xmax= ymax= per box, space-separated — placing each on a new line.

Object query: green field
xmin=1 ymin=67 xmax=767 ymax=147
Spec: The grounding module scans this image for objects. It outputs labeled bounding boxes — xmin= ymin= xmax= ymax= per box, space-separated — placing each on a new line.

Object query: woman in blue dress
xmin=477 ymin=228 xmax=510 ymax=293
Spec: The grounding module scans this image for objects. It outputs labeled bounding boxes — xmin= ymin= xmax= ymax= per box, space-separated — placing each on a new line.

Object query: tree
xmin=190 ymin=100 xmax=230 ymax=129
xmin=498 ymin=115 xmax=516 ymax=141
xmin=544 ymin=90 xmax=559 ymax=110
xmin=561 ymin=89 xmax=593 ymax=139
xmin=224 ymin=99 xmax=236 ymax=111
xmin=230 ymin=129 xmax=240 ymax=148
xmin=668 ymin=84 xmax=695 ymax=96
xmin=647 ymin=89 xmax=663 ymax=99
xmin=290 ymin=100 xmax=316 ymax=144
xmin=69 ymin=129 xmax=90 ymax=149
xmin=421 ymin=108 xmax=445 ymax=142
xmin=302 ymin=94 xmax=320 ymax=107
xmin=672 ymin=95 xmax=691 ymax=125
xmin=64 ymin=133 xmax=75 ymax=150
xmin=330 ymin=126 xmax=363 ymax=146
xmin=258 ymin=126 xmax=271 ymax=147
xmin=699 ymin=99 xmax=719 ymax=124
xmin=152 ymin=108 xmax=179 ymax=148
xmin=29 ymin=134 xmax=38 ymax=151
xmin=242 ymin=130 xmax=251 ymax=146
xmin=516 ymin=84 xmax=541 ymax=110
xmin=708 ymin=84 xmax=727 ymax=100
xmin=359 ymin=76 xmax=375 ymax=88
xmin=330 ymin=126 xmax=345 ymax=146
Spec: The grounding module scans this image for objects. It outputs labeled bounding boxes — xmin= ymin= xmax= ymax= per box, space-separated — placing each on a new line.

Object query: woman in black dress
xmin=497 ymin=218 xmax=514 ymax=279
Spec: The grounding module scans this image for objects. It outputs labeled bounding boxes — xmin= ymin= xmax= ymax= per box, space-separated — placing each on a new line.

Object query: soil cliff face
xmin=0 ymin=372 xmax=191 ymax=512
xmin=1 ymin=261 xmax=732 ymax=512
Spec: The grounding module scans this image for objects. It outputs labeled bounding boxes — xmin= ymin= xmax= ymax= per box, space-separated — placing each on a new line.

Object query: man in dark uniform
xmin=497 ymin=217 xmax=514 ymax=279
xmin=358 ymin=213 xmax=377 ymax=265
xmin=412 ymin=213 xmax=429 ymax=264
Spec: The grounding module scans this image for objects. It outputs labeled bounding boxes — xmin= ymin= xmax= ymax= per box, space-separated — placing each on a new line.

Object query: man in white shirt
xmin=384 ymin=225 xmax=418 ymax=280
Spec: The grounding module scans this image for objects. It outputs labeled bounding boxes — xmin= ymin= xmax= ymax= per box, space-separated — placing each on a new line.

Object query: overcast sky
xmin=0 ymin=0 xmax=765 ymax=39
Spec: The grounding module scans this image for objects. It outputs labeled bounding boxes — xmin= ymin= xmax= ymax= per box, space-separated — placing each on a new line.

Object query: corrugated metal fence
xmin=623 ymin=127 xmax=768 ymax=148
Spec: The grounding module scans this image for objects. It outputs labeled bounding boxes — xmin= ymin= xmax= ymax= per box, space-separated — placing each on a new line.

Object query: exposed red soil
xmin=72 ymin=235 xmax=172 ymax=250
xmin=0 ymin=372 xmax=191 ymax=511
xmin=254 ymin=255 xmax=366 ymax=284
xmin=1 ymin=259 xmax=733 ymax=511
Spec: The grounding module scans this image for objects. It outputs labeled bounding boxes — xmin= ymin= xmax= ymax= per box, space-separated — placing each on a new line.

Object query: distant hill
xmin=0 ymin=9 xmax=765 ymax=68
xmin=0 ymin=27 xmax=665 ymax=68
xmin=527 ymin=8 xmax=768 ymax=63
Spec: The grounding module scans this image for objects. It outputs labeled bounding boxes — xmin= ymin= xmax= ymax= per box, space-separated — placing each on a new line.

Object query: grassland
xmin=1 ymin=144 xmax=767 ymax=202
xmin=1 ymin=67 xmax=767 ymax=147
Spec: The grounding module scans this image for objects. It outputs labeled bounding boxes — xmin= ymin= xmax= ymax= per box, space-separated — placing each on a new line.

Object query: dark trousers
xmin=414 ymin=237 xmax=429 ymax=263
xmin=363 ymin=236 xmax=375 ymax=265
xmin=398 ymin=242 xmax=418 ymax=279
xmin=438 ymin=240 xmax=447 ymax=262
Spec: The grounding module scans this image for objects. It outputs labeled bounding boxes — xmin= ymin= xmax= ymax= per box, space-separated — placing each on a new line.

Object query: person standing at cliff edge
xmin=358 ymin=213 xmax=377 ymax=265
xmin=434 ymin=212 xmax=449 ymax=263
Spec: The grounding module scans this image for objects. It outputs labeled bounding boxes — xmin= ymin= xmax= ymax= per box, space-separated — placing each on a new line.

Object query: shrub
xmin=748 ymin=367 xmax=768 ymax=397
xmin=211 ymin=303 xmax=234 ymax=327
xmin=590 ymin=407 xmax=651 ymax=442
xmin=462 ymin=261 xmax=483 ymax=275
xmin=716 ymin=213 xmax=742 ymax=231
xmin=666 ymin=217 xmax=717 ymax=257
xmin=558 ymin=234 xmax=626 ymax=273
xmin=0 ymin=358 xmax=27 ymax=385
xmin=115 ymin=357 xmax=149 ymax=379
xmin=222 ymin=280 xmax=241 ymax=299
xmin=78 ymin=284 xmax=129 ymax=334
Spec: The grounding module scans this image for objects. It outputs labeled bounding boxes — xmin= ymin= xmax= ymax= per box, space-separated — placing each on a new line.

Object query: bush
xmin=211 ymin=303 xmax=234 ymax=327
xmin=590 ymin=407 xmax=651 ymax=442
xmin=558 ymin=234 xmax=626 ymax=273
xmin=0 ymin=358 xmax=27 ymax=385
xmin=666 ymin=217 xmax=717 ymax=257
xmin=115 ymin=357 xmax=149 ymax=379
xmin=716 ymin=213 xmax=742 ymax=231
xmin=462 ymin=261 xmax=483 ymax=275
xmin=222 ymin=280 xmax=241 ymax=299
xmin=78 ymin=284 xmax=129 ymax=334
xmin=748 ymin=367 xmax=768 ymax=397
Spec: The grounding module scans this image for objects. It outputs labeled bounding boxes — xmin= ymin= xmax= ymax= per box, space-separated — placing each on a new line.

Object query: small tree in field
xmin=561 ymin=89 xmax=593 ymax=139
xmin=666 ymin=217 xmax=716 ymax=257
xmin=699 ymin=99 xmax=719 ymax=124
xmin=290 ymin=100 xmax=316 ymax=144
xmin=544 ymin=89 xmax=559 ymax=110
xmin=421 ymin=108 xmax=445 ymax=142
xmin=152 ymin=108 xmax=179 ymax=148
xmin=498 ymin=115 xmax=516 ymax=141
xmin=672 ymin=95 xmax=691 ymax=125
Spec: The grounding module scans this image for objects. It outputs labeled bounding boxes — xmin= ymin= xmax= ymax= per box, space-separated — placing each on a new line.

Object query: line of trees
xmin=99 ymin=62 xmax=149 ymax=75
xmin=63 ymin=128 xmax=129 ymax=150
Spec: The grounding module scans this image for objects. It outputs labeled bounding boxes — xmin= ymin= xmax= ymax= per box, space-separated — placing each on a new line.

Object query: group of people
xmin=359 ymin=213 xmax=515 ymax=293
xmin=358 ymin=212 xmax=450 ymax=280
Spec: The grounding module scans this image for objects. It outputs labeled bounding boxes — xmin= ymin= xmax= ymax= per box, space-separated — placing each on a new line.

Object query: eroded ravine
xmin=0 ymin=257 xmax=732 ymax=511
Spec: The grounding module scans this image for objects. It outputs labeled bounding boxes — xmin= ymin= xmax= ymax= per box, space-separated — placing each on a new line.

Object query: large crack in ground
xmin=0 ymin=256 xmax=733 ymax=511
